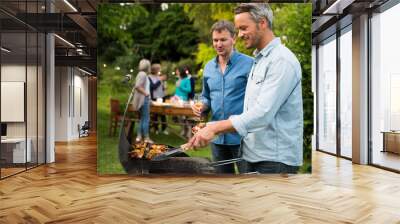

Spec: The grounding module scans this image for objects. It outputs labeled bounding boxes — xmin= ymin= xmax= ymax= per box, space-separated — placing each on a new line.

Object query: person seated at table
xmin=174 ymin=67 xmax=192 ymax=102
xmin=148 ymin=63 xmax=168 ymax=135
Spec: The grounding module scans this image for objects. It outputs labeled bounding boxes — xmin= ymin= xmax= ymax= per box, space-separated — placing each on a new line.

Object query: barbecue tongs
xmin=151 ymin=145 xmax=189 ymax=161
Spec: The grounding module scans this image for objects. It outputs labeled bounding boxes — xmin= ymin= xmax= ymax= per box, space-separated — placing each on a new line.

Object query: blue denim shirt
xmin=202 ymin=50 xmax=253 ymax=145
xmin=230 ymin=38 xmax=303 ymax=166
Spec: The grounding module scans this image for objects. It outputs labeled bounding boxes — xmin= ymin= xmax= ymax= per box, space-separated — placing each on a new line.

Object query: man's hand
xmin=187 ymin=124 xmax=217 ymax=149
xmin=191 ymin=122 xmax=207 ymax=135
xmin=191 ymin=102 xmax=204 ymax=117
xmin=187 ymin=120 xmax=236 ymax=149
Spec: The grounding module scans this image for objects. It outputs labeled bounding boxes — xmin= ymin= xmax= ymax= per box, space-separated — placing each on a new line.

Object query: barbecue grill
xmin=118 ymin=87 xmax=243 ymax=175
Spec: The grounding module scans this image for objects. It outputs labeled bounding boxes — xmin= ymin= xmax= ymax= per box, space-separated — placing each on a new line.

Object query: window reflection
xmin=340 ymin=29 xmax=352 ymax=158
xmin=318 ymin=36 xmax=337 ymax=154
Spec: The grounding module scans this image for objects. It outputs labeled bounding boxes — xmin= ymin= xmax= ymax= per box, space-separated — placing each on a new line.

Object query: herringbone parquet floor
xmin=1 ymin=135 xmax=400 ymax=223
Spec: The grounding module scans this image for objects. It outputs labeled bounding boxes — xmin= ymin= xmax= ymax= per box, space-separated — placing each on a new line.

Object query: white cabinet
xmin=1 ymin=138 xmax=32 ymax=163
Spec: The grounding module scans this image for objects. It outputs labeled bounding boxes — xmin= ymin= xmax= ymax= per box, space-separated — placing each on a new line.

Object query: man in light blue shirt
xmin=192 ymin=20 xmax=253 ymax=173
xmin=188 ymin=3 xmax=303 ymax=174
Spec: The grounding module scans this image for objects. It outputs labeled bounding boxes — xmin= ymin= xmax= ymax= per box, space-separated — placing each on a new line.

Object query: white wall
xmin=55 ymin=67 xmax=69 ymax=141
xmin=55 ymin=67 xmax=89 ymax=141
xmin=1 ymin=65 xmax=26 ymax=81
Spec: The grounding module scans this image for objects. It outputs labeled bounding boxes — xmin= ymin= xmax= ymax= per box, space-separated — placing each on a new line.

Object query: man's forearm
xmin=188 ymin=119 xmax=237 ymax=149
xmin=210 ymin=119 xmax=236 ymax=135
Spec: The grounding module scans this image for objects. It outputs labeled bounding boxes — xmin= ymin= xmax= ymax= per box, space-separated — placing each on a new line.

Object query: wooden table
xmin=128 ymin=102 xmax=195 ymax=116
xmin=150 ymin=103 xmax=196 ymax=117
xmin=127 ymin=102 xmax=198 ymax=139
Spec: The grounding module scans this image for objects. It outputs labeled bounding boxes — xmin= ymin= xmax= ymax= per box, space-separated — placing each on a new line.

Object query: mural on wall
xmin=97 ymin=3 xmax=313 ymax=175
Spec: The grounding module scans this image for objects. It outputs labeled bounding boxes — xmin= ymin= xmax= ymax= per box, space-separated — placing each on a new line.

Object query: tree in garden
xmin=98 ymin=4 xmax=198 ymax=75
xmin=98 ymin=4 xmax=149 ymax=75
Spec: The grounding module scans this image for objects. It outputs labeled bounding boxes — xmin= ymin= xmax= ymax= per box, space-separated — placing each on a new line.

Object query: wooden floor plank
xmin=0 ymin=135 xmax=399 ymax=223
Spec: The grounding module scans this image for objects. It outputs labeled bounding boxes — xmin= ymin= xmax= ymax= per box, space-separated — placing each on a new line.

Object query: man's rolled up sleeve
xmin=229 ymin=115 xmax=248 ymax=137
